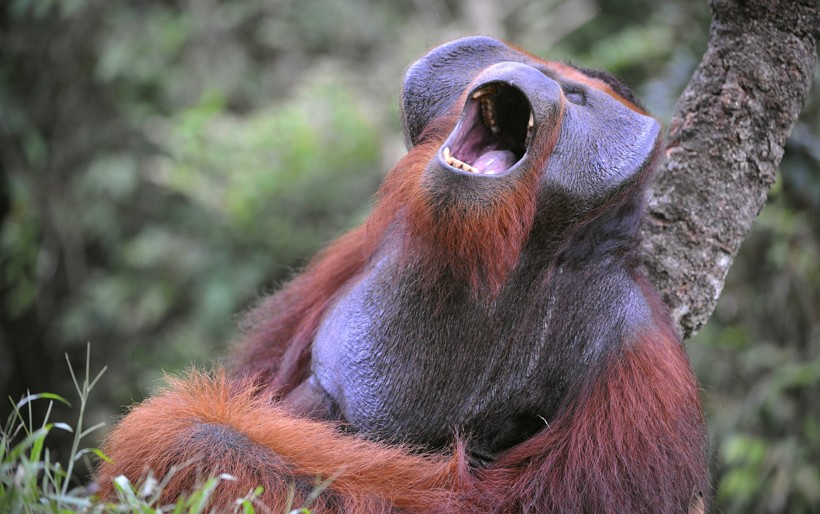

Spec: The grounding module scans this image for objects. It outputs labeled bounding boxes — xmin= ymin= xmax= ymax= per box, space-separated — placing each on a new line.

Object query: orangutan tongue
xmin=473 ymin=149 xmax=517 ymax=175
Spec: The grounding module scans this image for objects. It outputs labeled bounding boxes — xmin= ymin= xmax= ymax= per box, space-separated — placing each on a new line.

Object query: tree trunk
xmin=639 ymin=0 xmax=819 ymax=339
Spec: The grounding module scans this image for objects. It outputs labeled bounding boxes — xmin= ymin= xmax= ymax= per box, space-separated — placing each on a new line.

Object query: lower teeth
xmin=442 ymin=147 xmax=479 ymax=173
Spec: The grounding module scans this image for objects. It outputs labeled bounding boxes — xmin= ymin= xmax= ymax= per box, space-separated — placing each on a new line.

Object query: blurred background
xmin=0 ymin=0 xmax=817 ymax=512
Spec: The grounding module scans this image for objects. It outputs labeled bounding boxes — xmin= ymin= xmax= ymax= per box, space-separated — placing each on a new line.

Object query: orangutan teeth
xmin=471 ymin=85 xmax=498 ymax=99
xmin=442 ymin=147 xmax=480 ymax=173
xmin=481 ymin=97 xmax=499 ymax=135
xmin=473 ymin=86 xmax=500 ymax=135
xmin=525 ymin=112 xmax=534 ymax=147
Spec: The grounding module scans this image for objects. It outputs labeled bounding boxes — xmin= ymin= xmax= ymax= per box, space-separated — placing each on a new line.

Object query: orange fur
xmin=96 ymin=371 xmax=466 ymax=512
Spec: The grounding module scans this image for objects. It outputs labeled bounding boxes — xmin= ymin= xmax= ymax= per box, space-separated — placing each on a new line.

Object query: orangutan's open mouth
xmin=441 ymin=82 xmax=533 ymax=176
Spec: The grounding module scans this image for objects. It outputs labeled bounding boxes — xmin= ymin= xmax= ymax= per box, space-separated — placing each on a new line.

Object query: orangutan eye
xmin=563 ymin=87 xmax=586 ymax=105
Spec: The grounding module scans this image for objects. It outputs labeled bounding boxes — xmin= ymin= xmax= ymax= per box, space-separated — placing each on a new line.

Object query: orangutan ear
xmin=401 ymin=36 xmax=527 ymax=147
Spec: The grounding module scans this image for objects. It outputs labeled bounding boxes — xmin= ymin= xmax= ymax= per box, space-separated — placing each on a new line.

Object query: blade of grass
xmin=61 ymin=343 xmax=106 ymax=498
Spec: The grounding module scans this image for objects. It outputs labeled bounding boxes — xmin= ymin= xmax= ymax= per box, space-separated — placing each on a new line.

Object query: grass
xmin=0 ymin=344 xmax=316 ymax=513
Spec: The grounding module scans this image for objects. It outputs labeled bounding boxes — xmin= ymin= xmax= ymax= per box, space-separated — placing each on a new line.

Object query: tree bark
xmin=639 ymin=0 xmax=819 ymax=339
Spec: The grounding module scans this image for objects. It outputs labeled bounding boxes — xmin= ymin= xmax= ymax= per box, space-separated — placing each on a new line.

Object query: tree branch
xmin=639 ymin=0 xmax=819 ymax=339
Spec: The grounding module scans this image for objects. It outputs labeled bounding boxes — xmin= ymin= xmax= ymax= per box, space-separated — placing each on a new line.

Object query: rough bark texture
xmin=639 ymin=0 xmax=819 ymax=339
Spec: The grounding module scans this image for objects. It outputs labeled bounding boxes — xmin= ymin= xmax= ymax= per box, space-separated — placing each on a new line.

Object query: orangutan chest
xmin=309 ymin=260 xmax=570 ymax=458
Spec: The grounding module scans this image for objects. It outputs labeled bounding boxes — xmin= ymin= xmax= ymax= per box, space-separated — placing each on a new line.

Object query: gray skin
xmin=303 ymin=37 xmax=662 ymax=463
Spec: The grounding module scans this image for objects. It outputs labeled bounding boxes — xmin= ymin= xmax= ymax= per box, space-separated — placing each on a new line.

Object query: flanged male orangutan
xmin=97 ymin=36 xmax=709 ymax=513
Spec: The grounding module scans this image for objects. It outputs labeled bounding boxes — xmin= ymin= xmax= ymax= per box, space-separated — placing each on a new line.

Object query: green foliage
xmin=106 ymin=473 xmax=266 ymax=514
xmin=0 ymin=176 xmax=41 ymax=319
xmin=690 ymin=174 xmax=820 ymax=513
xmin=0 ymin=350 xmax=311 ymax=513
xmin=158 ymin=76 xmax=380 ymax=250
xmin=1 ymin=347 xmax=105 ymax=512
